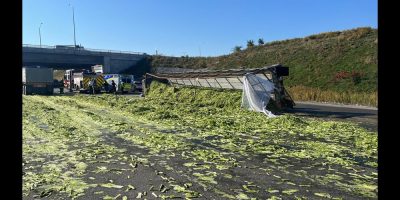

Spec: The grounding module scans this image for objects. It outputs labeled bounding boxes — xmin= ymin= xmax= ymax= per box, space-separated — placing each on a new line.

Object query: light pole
xmin=69 ymin=3 xmax=77 ymax=48
xmin=39 ymin=22 xmax=43 ymax=47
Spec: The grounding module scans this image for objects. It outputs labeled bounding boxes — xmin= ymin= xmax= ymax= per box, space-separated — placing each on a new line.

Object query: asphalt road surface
xmin=284 ymin=101 xmax=377 ymax=131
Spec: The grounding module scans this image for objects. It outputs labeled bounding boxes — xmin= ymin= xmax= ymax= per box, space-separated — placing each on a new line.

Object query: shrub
xmin=258 ymin=38 xmax=265 ymax=45
xmin=247 ymin=40 xmax=255 ymax=48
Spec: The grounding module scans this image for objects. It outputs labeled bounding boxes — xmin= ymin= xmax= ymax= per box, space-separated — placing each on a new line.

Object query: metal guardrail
xmin=23 ymin=44 xmax=146 ymax=56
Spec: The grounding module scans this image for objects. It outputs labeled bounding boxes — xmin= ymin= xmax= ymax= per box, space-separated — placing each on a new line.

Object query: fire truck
xmin=64 ymin=69 xmax=86 ymax=90
xmin=64 ymin=69 xmax=106 ymax=93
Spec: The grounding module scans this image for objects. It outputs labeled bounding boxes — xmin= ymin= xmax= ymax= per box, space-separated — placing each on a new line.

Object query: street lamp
xmin=68 ymin=3 xmax=77 ymax=48
xmin=39 ymin=22 xmax=43 ymax=47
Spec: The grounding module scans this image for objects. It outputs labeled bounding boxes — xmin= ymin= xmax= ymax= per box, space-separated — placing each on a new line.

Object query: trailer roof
xmin=144 ymin=64 xmax=291 ymax=91
xmin=146 ymin=64 xmax=285 ymax=79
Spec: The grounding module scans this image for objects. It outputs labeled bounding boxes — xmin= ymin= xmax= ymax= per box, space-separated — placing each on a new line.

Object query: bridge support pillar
xmin=103 ymin=56 xmax=111 ymax=73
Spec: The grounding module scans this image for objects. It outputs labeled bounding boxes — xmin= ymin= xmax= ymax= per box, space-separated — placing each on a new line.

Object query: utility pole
xmin=39 ymin=22 xmax=43 ymax=47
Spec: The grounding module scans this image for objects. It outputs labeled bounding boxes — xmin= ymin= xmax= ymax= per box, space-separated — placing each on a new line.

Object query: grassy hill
xmin=148 ymin=27 xmax=377 ymax=106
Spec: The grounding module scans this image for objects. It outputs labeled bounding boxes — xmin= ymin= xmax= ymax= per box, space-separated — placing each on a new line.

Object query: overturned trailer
xmin=143 ymin=64 xmax=295 ymax=110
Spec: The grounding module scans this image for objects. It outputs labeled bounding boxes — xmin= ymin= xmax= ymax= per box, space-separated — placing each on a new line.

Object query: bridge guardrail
xmin=23 ymin=44 xmax=147 ymax=56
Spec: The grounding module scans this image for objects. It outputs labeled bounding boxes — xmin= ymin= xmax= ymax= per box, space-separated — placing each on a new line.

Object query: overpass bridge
xmin=22 ymin=44 xmax=148 ymax=73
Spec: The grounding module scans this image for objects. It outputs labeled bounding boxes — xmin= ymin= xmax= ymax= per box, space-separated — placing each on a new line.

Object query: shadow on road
xmin=284 ymin=107 xmax=376 ymax=119
xmin=282 ymin=104 xmax=377 ymax=131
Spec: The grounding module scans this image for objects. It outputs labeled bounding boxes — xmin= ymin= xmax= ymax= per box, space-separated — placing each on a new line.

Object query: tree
xmin=233 ymin=46 xmax=242 ymax=53
xmin=247 ymin=40 xmax=255 ymax=48
xmin=258 ymin=38 xmax=264 ymax=45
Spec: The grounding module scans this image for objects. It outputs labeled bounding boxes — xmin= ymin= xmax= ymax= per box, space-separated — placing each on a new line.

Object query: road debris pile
xmin=23 ymin=81 xmax=377 ymax=199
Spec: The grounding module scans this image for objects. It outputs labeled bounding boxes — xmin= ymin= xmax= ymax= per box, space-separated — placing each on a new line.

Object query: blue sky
xmin=23 ymin=0 xmax=377 ymax=57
